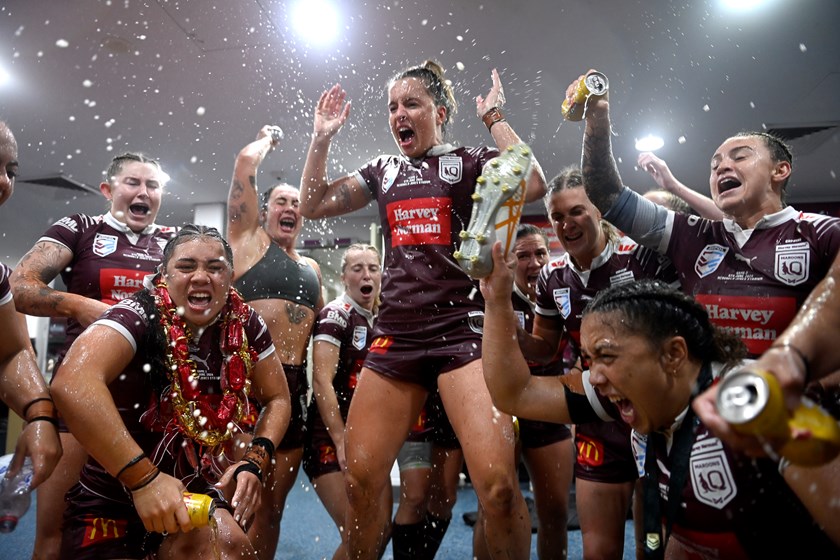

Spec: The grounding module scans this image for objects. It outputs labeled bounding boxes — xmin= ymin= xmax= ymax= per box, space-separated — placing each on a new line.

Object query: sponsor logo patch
xmin=438 ymin=155 xmax=463 ymax=184
xmin=694 ymin=244 xmax=728 ymax=278
xmin=553 ymin=288 xmax=571 ymax=319
xmin=352 ymin=325 xmax=367 ymax=350
xmin=468 ymin=310 xmax=484 ymax=335
xmin=696 ymin=294 xmax=795 ymax=355
xmin=369 ymin=336 xmax=393 ymax=355
xmin=81 ymin=515 xmax=126 ymax=547
xmin=575 ymin=434 xmax=605 ymax=468
xmin=100 ymin=268 xmax=147 ymax=304
xmin=387 ymin=197 xmax=452 ymax=247
xmin=774 ymin=243 xmax=810 ymax=286
xmin=93 ymin=233 xmax=118 ymax=257
xmin=514 ymin=310 xmax=526 ymax=330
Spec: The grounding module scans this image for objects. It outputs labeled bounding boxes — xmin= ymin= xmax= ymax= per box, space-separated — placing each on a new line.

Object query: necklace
xmin=155 ymin=281 xmax=258 ymax=447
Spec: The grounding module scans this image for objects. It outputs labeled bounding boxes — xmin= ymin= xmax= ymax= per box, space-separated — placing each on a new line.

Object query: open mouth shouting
xmin=278 ymin=216 xmax=298 ymax=233
xmin=717 ymin=176 xmax=742 ymax=196
xmin=606 ymin=392 xmax=637 ymax=426
xmin=129 ymin=203 xmax=151 ymax=218
xmin=397 ymin=125 xmax=416 ymax=150
xmin=187 ymin=291 xmax=215 ymax=316
xmin=359 ymin=284 xmax=374 ymax=297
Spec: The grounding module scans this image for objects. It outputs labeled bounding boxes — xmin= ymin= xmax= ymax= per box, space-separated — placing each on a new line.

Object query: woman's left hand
xmin=479 ymin=241 xmax=515 ymax=305
xmin=216 ymin=461 xmax=263 ymax=529
xmin=476 ymin=68 xmax=506 ymax=118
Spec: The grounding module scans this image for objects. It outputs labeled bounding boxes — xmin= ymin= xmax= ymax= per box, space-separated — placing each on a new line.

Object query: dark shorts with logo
xmin=302 ymin=408 xmax=339 ymax=480
xmin=278 ymin=363 xmax=308 ymax=449
xmin=573 ymin=421 xmax=638 ymax=483
xmin=363 ymin=334 xmax=481 ymax=393
xmin=60 ymin=482 xmax=229 ymax=559
xmin=518 ymin=418 xmax=572 ymax=449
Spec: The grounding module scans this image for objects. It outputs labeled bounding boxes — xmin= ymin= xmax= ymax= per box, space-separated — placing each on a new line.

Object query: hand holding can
xmin=561 ymin=72 xmax=609 ymax=122
xmin=716 ymin=368 xmax=840 ymax=466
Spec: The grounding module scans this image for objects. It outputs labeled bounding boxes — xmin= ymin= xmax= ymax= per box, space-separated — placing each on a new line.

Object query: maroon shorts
xmin=278 ymin=363 xmax=308 ymax=449
xmin=518 ymin=418 xmax=573 ymax=449
xmin=302 ymin=408 xmax=339 ymax=480
xmin=573 ymin=421 xmax=638 ymax=483
xmin=363 ymin=334 xmax=481 ymax=392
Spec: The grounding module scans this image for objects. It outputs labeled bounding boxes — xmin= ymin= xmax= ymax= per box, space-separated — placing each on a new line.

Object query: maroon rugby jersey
xmin=0 ymin=263 xmax=12 ymax=307
xmin=582 ymin=363 xmax=838 ymax=558
xmin=354 ymin=144 xmax=498 ymax=340
xmin=40 ymin=212 xmax=176 ymax=355
xmin=311 ymin=293 xmax=375 ymax=420
xmin=535 ymin=235 xmax=678 ymax=345
xmin=663 ymin=209 xmax=840 ymax=356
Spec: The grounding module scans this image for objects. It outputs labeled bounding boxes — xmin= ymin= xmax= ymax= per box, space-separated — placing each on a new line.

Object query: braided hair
xmin=584 ymin=280 xmax=745 ymax=367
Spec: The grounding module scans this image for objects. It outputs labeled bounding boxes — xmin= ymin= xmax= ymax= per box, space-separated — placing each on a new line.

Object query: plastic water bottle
xmin=0 ymin=453 xmax=34 ymax=533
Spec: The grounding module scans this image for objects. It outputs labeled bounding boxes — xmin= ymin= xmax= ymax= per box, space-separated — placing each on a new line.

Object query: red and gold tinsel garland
xmin=155 ymin=281 xmax=259 ymax=447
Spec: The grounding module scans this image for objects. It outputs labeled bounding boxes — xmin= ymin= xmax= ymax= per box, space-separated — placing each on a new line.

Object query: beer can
xmin=561 ymin=72 xmax=609 ymax=122
xmin=183 ymin=492 xmax=215 ymax=527
xmin=717 ymin=368 xmax=840 ymax=466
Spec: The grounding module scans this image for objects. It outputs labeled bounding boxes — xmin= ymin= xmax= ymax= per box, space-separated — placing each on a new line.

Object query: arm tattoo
xmin=337 ymin=182 xmax=353 ymax=211
xmin=285 ymin=302 xmax=308 ymax=325
xmin=13 ymin=243 xmax=67 ymax=313
xmin=582 ymin=120 xmax=623 ymax=213
xmin=248 ymin=175 xmax=256 ymax=190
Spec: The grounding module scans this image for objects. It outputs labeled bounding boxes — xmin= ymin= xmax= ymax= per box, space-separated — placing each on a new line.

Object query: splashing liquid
xmin=208 ymin=515 xmax=222 ymax=560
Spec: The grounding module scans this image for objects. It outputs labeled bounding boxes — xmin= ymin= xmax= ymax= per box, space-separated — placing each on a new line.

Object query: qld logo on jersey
xmin=774 ymin=243 xmax=809 ymax=286
xmin=92 ymin=233 xmax=118 ymax=257
xmin=352 ymin=326 xmax=367 ymax=350
xmin=694 ymin=244 xmax=728 ymax=278
xmin=381 ymin=162 xmax=400 ymax=194
xmin=438 ymin=155 xmax=462 ymax=185
xmin=689 ymin=438 xmax=736 ymax=510
xmin=553 ymin=288 xmax=571 ymax=319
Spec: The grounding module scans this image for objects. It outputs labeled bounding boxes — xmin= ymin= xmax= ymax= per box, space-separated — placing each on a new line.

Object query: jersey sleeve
xmin=313 ymin=302 xmax=349 ymax=348
xmin=93 ymin=297 xmax=149 ymax=353
xmin=603 ymin=188 xmax=675 ymax=254
xmin=246 ymin=308 xmax=276 ymax=362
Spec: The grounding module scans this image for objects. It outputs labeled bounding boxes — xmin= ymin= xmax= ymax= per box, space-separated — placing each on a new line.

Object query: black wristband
xmin=234 ymin=461 xmax=263 ymax=483
xmin=116 ymin=453 xmax=147 ymax=480
xmin=249 ymin=436 xmax=276 ymax=458
xmin=28 ymin=416 xmax=59 ymax=428
xmin=22 ymin=397 xmax=53 ymax=419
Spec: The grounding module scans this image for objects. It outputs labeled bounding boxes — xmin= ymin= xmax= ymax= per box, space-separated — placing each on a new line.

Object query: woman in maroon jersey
xmin=481 ymin=259 xmax=839 ymax=559
xmin=300 ymin=60 xmax=546 ymax=559
xmin=11 ymin=152 xmax=176 ymax=560
xmin=303 ymin=243 xmax=384 ymax=559
xmin=51 ymin=225 xmax=290 ymax=559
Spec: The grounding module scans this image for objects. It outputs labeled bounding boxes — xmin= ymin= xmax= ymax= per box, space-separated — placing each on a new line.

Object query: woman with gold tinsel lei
xmin=52 ymin=225 xmax=291 ymax=560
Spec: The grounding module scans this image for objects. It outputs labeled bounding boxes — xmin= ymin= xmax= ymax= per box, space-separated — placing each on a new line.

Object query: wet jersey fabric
xmin=40 ymin=212 xmax=176 ymax=358
xmin=577 ymin=363 xmax=839 ymax=558
xmin=604 ymin=188 xmax=840 ymax=356
xmin=534 ymin=235 xmax=678 ymax=480
xmin=354 ymin=144 xmax=498 ymax=342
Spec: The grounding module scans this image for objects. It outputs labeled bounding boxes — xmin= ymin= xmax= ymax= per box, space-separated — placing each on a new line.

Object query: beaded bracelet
xmin=482 ymin=107 xmax=506 ymax=131
xmin=768 ymin=343 xmax=811 ymax=383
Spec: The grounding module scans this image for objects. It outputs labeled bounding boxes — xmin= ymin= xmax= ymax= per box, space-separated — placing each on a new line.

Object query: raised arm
xmin=476 ymin=69 xmax=546 ymax=202
xmin=569 ymin=71 xmax=624 ymax=214
xmin=300 ymin=84 xmax=372 ymax=219
xmin=12 ymin=241 xmax=109 ymax=327
xmin=52 ymin=324 xmax=192 ymax=535
xmin=227 ymin=126 xmax=281 ymax=245
xmin=637 ymin=151 xmax=724 ymax=220
xmin=479 ymin=242 xmax=572 ymax=424
xmin=0 ymin=300 xmax=61 ymax=488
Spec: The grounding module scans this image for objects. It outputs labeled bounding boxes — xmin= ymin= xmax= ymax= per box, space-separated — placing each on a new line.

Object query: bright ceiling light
xmin=720 ymin=0 xmax=767 ymax=10
xmin=291 ymin=0 xmax=339 ymax=46
xmin=635 ymin=135 xmax=664 ymax=152
xmin=0 ymin=65 xmax=10 ymax=87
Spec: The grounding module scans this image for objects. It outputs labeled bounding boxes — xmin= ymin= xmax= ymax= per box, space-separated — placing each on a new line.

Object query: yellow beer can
xmin=561 ymin=72 xmax=609 ymax=121
xmin=183 ymin=492 xmax=216 ymax=527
